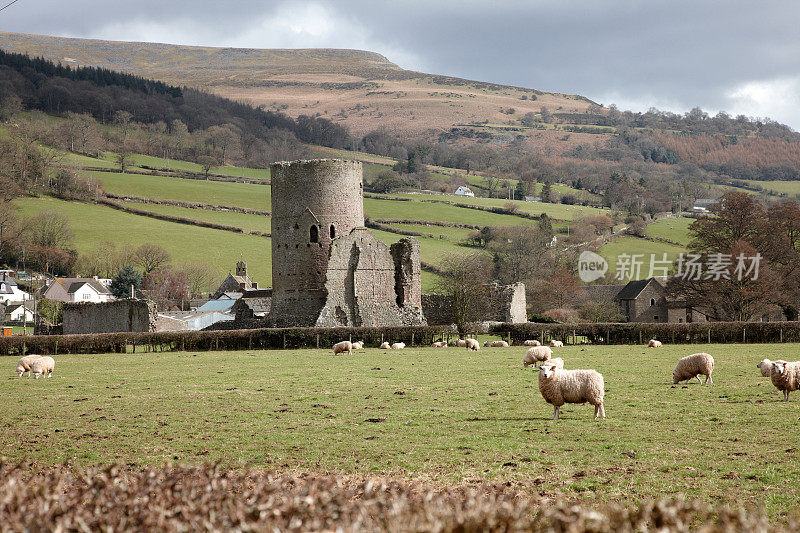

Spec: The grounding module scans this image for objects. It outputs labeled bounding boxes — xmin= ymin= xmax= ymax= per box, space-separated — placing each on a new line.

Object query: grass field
xmin=599 ymin=236 xmax=687 ymax=276
xmin=119 ymin=201 xmax=272 ymax=234
xmin=14 ymin=197 xmax=273 ymax=286
xmin=3 ymin=343 xmax=799 ymax=517
xmin=646 ymin=217 xmax=694 ymax=245
xmin=742 ymin=179 xmax=800 ymax=196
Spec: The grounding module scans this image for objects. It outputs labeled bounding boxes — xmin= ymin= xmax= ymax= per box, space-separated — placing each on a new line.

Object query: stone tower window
xmin=310 ymin=225 xmax=319 ymax=243
xmin=650 ymin=298 xmax=655 ymax=306
xmin=329 ymin=224 xmax=336 ymax=239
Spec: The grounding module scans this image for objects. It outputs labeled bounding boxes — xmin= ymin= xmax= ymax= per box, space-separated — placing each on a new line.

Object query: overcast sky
xmin=2 ymin=0 xmax=799 ymax=129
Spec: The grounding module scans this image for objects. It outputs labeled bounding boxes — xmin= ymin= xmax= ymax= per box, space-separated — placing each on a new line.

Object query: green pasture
xmin=599 ymin=236 xmax=686 ymax=277
xmin=14 ymin=197 xmax=273 ymax=288
xmin=646 ymin=217 xmax=693 ymax=245
xmin=3 ymin=343 xmax=799 ymax=517
xmin=118 ymin=201 xmax=272 ymax=234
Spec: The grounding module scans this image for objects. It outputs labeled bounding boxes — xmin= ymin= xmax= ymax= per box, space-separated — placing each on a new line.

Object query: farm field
xmin=742 ymin=179 xmax=800 ymax=196
xmin=646 ymin=217 xmax=694 ymax=245
xmin=3 ymin=343 xmax=800 ymax=518
xmin=118 ymin=201 xmax=273 ymax=234
xmin=14 ymin=197 xmax=274 ymax=285
xmin=600 ymin=236 xmax=687 ymax=276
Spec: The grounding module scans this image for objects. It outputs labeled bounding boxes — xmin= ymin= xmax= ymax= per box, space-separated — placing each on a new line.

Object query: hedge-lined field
xmin=3 ymin=343 xmax=800 ymax=518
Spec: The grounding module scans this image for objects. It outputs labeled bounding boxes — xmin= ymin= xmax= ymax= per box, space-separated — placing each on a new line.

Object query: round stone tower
xmin=269 ymin=159 xmax=364 ymax=326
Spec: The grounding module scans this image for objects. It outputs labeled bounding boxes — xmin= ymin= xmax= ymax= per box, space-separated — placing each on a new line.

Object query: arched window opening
xmin=650 ymin=298 xmax=655 ymax=306
xmin=330 ymin=224 xmax=336 ymax=239
xmin=310 ymin=225 xmax=319 ymax=243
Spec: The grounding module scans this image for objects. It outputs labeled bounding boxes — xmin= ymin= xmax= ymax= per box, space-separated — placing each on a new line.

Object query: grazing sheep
xmin=538 ymin=361 xmax=605 ymax=420
xmin=465 ymin=338 xmax=480 ymax=351
xmin=673 ymin=353 xmax=714 ymax=385
xmin=523 ymin=340 xmax=541 ymax=347
xmin=391 ymin=342 xmax=405 ymax=350
xmin=770 ymin=361 xmax=800 ymax=402
xmin=483 ymin=341 xmax=492 ymax=347
xmin=379 ymin=342 xmax=391 ymax=349
xmin=16 ymin=354 xmax=42 ymax=377
xmin=333 ymin=341 xmax=353 ymax=356
xmin=453 ymin=339 xmax=467 ymax=348
xmin=648 ymin=339 xmax=663 ymax=348
xmin=757 ymin=358 xmax=775 ymax=377
xmin=490 ymin=341 xmax=510 ymax=348
xmin=523 ymin=346 xmax=553 ymax=367
xmin=549 ymin=340 xmax=564 ymax=348
xmin=351 ymin=341 xmax=364 ymax=350
xmin=31 ymin=356 xmax=55 ymax=379
xmin=431 ymin=341 xmax=447 ymax=348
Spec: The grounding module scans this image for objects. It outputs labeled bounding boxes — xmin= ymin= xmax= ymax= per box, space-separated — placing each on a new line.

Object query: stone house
xmin=43 ymin=277 xmax=112 ymax=303
xmin=592 ymin=277 xmax=707 ymax=323
xmin=213 ymin=261 xmax=257 ymax=299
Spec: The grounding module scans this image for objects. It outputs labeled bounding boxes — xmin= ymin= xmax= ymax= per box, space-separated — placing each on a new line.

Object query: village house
xmin=213 ymin=261 xmax=258 ymax=299
xmin=586 ymin=278 xmax=708 ymax=323
xmin=453 ymin=185 xmax=475 ymax=197
xmin=4 ymin=301 xmax=35 ymax=322
xmin=43 ymin=277 xmax=113 ymax=303
xmin=0 ymin=272 xmax=31 ymax=304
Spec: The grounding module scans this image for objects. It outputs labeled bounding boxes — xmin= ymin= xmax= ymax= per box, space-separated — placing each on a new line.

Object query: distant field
xmin=364 ymin=197 xmax=540 ymax=227
xmin=742 ymin=179 xmax=800 ymax=196
xmin=646 ymin=217 xmax=693 ymax=245
xmin=118 ymin=201 xmax=272 ymax=234
xmin=599 ymin=236 xmax=686 ymax=277
xmin=14 ymin=197 xmax=273 ymax=289
xmin=3 ymin=343 xmax=800 ymax=517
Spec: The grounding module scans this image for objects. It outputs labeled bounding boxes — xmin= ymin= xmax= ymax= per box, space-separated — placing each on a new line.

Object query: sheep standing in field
xmin=523 ymin=340 xmax=541 ymax=347
xmin=538 ymin=360 xmax=605 ymax=420
xmin=351 ymin=341 xmax=364 ymax=350
xmin=648 ymin=339 xmax=663 ymax=348
xmin=757 ymin=359 xmax=776 ymax=377
xmin=379 ymin=342 xmax=391 ymax=349
xmin=333 ymin=341 xmax=353 ymax=356
xmin=431 ymin=341 xmax=447 ymax=348
xmin=31 ymin=356 xmax=55 ymax=379
xmin=16 ymin=354 xmax=42 ymax=377
xmin=523 ymin=346 xmax=553 ymax=367
xmin=391 ymin=342 xmax=405 ymax=350
xmin=673 ymin=353 xmax=714 ymax=385
xmin=549 ymin=340 xmax=564 ymax=348
xmin=770 ymin=361 xmax=800 ymax=402
xmin=465 ymin=338 xmax=480 ymax=351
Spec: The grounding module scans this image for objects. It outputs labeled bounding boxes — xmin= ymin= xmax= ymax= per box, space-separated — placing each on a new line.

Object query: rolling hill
xmin=0 ymin=31 xmax=595 ymax=137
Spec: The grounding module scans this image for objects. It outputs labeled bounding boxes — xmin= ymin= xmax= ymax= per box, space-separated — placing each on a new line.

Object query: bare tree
xmin=24 ymin=210 xmax=74 ymax=249
xmin=132 ymin=243 xmax=171 ymax=276
xmin=433 ymin=253 xmax=491 ymax=334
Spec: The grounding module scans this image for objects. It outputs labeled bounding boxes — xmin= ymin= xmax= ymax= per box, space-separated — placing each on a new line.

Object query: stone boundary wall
xmin=62 ymin=299 xmax=157 ymax=335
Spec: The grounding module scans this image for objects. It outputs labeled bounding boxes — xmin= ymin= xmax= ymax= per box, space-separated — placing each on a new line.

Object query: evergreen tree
xmin=110 ymin=264 xmax=142 ymax=299
xmin=541 ymin=181 xmax=553 ymax=203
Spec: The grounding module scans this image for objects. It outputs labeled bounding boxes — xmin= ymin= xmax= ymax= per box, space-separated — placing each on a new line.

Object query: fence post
xmin=639 ymin=331 xmax=642 ymax=345
xmin=573 ymin=330 xmax=576 ymax=345
xmin=780 ymin=328 xmax=783 ymax=343
xmin=283 ymin=333 xmax=287 ymax=349
xmin=411 ymin=332 xmax=415 ymax=346
xmin=316 ymin=334 xmax=320 ymax=349
xmin=743 ymin=328 xmax=746 ymax=343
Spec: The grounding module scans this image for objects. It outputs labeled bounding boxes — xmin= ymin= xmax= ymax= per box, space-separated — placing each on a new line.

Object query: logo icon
xmin=578 ymin=251 xmax=608 ymax=283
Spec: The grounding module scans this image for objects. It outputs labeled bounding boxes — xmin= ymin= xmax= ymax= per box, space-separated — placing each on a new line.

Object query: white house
xmin=454 ymin=186 xmax=475 ymax=197
xmin=43 ymin=278 xmax=113 ymax=303
xmin=5 ymin=302 xmax=34 ymax=322
xmin=0 ymin=273 xmax=31 ymax=304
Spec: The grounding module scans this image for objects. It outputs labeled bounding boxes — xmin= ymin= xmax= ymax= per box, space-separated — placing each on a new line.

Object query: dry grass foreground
xmin=0 ymin=462 xmax=795 ymax=532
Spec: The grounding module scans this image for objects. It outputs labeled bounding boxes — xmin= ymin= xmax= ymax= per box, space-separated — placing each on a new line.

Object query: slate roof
xmin=198 ymin=299 xmax=237 ymax=313
xmin=616 ymin=278 xmax=662 ymax=300
xmin=56 ymin=278 xmax=111 ymax=295
xmin=584 ymin=284 xmax=625 ymax=301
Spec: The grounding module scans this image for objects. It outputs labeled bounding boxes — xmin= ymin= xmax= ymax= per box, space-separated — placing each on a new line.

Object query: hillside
xmin=0 ymin=31 xmax=594 ymax=137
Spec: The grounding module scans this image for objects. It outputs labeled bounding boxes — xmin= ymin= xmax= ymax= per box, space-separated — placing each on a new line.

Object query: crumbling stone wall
xmin=63 ymin=299 xmax=157 ymax=334
xmin=421 ymin=282 xmax=527 ymax=326
xmin=316 ymin=229 xmax=426 ymax=327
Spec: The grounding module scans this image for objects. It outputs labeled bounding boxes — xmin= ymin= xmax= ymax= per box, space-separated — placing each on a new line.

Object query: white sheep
xmin=465 ymin=338 xmax=480 ymax=351
xmin=31 ymin=356 xmax=55 ymax=379
xmin=483 ymin=340 xmax=492 ymax=347
xmin=757 ymin=358 xmax=775 ymax=377
xmin=391 ymin=342 xmax=405 ymax=350
xmin=453 ymin=339 xmax=467 ymax=348
xmin=523 ymin=346 xmax=553 ymax=367
xmin=379 ymin=342 xmax=391 ymax=349
xmin=549 ymin=340 xmax=564 ymax=348
xmin=648 ymin=339 xmax=663 ymax=348
xmin=538 ymin=360 xmax=605 ymax=420
xmin=673 ymin=353 xmax=714 ymax=385
xmin=16 ymin=354 xmax=42 ymax=377
xmin=431 ymin=341 xmax=447 ymax=348
xmin=770 ymin=361 xmax=800 ymax=402
xmin=491 ymin=341 xmax=509 ymax=348
xmin=523 ymin=340 xmax=541 ymax=347
xmin=332 ymin=341 xmax=353 ymax=356
xmin=351 ymin=341 xmax=364 ymax=350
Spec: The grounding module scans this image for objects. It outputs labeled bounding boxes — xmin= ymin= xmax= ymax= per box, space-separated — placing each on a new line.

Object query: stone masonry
xmin=62 ymin=299 xmax=157 ymax=334
xmin=268 ymin=159 xmax=426 ymax=327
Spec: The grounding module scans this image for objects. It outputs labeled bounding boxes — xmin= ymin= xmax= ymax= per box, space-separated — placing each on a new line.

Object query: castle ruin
xmin=268 ymin=159 xmax=426 ymax=327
